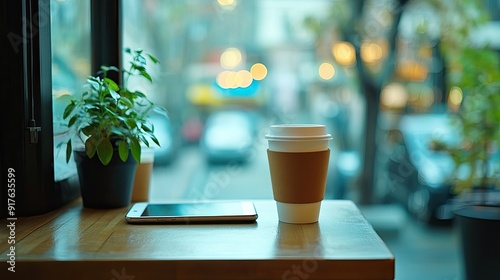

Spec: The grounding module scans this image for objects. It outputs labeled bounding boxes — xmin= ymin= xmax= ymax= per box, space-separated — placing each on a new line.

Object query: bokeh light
xmin=217 ymin=0 xmax=235 ymax=5
xmin=217 ymin=70 xmax=253 ymax=89
xmin=217 ymin=71 xmax=236 ymax=89
xmin=318 ymin=63 xmax=335 ymax=80
xmin=217 ymin=0 xmax=237 ymax=10
xmin=235 ymin=70 xmax=253 ymax=88
xmin=448 ymin=86 xmax=463 ymax=112
xmin=220 ymin=47 xmax=243 ymax=69
xmin=332 ymin=42 xmax=356 ymax=66
xmin=361 ymin=41 xmax=383 ymax=63
xmin=250 ymin=63 xmax=267 ymax=80
xmin=397 ymin=61 xmax=429 ymax=82
xmin=448 ymin=86 xmax=463 ymax=106
xmin=381 ymin=83 xmax=408 ymax=109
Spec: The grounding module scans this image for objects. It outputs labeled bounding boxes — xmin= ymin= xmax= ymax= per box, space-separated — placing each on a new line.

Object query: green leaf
xmin=118 ymin=140 xmax=129 ymax=162
xmin=152 ymin=106 xmax=169 ymax=118
xmin=147 ymin=54 xmax=159 ymax=64
xmin=141 ymin=123 xmax=153 ymax=133
xmin=68 ymin=115 xmax=78 ymax=127
xmin=104 ymin=77 xmax=120 ymax=92
xmin=140 ymin=70 xmax=153 ymax=83
xmin=104 ymin=107 xmax=119 ymax=117
xmin=63 ymin=102 xmax=75 ymax=119
xmin=85 ymin=136 xmax=98 ymax=158
xmin=132 ymin=62 xmax=146 ymax=72
xmin=97 ymin=138 xmax=113 ymax=165
xmin=109 ymin=88 xmax=120 ymax=100
xmin=56 ymin=141 xmax=64 ymax=150
xmin=150 ymin=134 xmax=160 ymax=147
xmin=139 ymin=135 xmax=149 ymax=146
xmin=126 ymin=118 xmax=138 ymax=129
xmin=134 ymin=48 xmax=143 ymax=55
xmin=130 ymin=137 xmax=141 ymax=163
xmin=66 ymin=140 xmax=72 ymax=163
xmin=132 ymin=90 xmax=147 ymax=99
xmin=87 ymin=77 xmax=101 ymax=91
xmin=119 ymin=96 xmax=134 ymax=108
xmin=109 ymin=127 xmax=125 ymax=137
xmin=82 ymin=125 xmax=95 ymax=136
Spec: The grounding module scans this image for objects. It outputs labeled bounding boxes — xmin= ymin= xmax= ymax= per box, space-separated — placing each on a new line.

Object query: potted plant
xmin=431 ymin=46 xmax=500 ymax=280
xmin=62 ymin=48 xmax=165 ymax=209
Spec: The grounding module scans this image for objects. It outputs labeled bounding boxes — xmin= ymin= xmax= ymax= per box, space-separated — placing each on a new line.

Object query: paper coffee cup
xmin=132 ymin=147 xmax=155 ymax=202
xmin=265 ymin=124 xmax=332 ymax=224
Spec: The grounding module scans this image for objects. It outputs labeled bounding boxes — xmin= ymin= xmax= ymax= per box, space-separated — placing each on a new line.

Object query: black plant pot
xmin=455 ymin=205 xmax=500 ymax=280
xmin=74 ymin=150 xmax=138 ymax=209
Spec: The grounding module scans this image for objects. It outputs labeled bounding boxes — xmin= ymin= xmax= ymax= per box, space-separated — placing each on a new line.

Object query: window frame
xmin=0 ymin=0 xmax=124 ymax=217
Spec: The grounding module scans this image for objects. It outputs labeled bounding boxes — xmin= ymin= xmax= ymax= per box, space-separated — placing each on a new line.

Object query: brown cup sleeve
xmin=267 ymin=149 xmax=330 ymax=204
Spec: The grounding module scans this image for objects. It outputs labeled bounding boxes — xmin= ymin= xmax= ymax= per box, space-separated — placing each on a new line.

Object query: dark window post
xmin=1 ymin=0 xmax=79 ymax=217
xmin=91 ymin=0 xmax=122 ymax=83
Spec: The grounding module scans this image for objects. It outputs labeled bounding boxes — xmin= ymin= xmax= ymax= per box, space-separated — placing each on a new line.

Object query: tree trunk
xmin=359 ymin=82 xmax=380 ymax=204
xmin=346 ymin=0 xmax=406 ymax=205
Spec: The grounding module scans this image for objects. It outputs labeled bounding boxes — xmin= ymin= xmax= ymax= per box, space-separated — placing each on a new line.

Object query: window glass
xmin=122 ymin=0 xmax=367 ymax=201
xmin=51 ymin=0 xmax=91 ymax=182
xmin=124 ymin=0 xmax=499 ymax=207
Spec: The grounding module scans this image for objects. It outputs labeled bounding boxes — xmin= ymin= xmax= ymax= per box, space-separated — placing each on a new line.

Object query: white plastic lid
xmin=265 ymin=124 xmax=332 ymax=140
xmin=140 ymin=147 xmax=155 ymax=163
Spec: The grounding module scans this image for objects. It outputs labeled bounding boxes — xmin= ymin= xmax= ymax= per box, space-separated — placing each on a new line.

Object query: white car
xmin=200 ymin=110 xmax=256 ymax=164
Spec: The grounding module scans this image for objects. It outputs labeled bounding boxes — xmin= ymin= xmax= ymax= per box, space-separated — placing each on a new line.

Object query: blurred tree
xmin=305 ymin=0 xmax=410 ymax=204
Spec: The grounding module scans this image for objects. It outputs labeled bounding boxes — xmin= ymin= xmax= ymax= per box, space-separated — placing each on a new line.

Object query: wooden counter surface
xmin=1 ymin=199 xmax=394 ymax=279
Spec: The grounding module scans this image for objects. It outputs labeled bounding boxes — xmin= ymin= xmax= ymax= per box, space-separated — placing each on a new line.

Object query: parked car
xmin=200 ymin=110 xmax=256 ymax=164
xmin=385 ymin=114 xmax=458 ymax=224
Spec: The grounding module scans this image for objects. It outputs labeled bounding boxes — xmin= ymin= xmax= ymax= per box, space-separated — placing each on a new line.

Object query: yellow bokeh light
xmin=217 ymin=71 xmax=231 ymax=89
xmin=226 ymin=71 xmax=238 ymax=88
xmin=235 ymin=70 xmax=253 ymax=88
xmin=220 ymin=48 xmax=242 ymax=69
xmin=449 ymin=86 xmax=463 ymax=106
xmin=250 ymin=63 xmax=268 ymax=80
xmin=397 ymin=61 xmax=429 ymax=82
xmin=381 ymin=83 xmax=408 ymax=109
xmin=318 ymin=63 xmax=335 ymax=80
xmin=332 ymin=42 xmax=356 ymax=66
xmin=216 ymin=72 xmax=226 ymax=89
xmin=361 ymin=42 xmax=383 ymax=63
xmin=217 ymin=0 xmax=237 ymax=9
xmin=217 ymin=0 xmax=235 ymax=6
xmin=218 ymin=70 xmax=253 ymax=89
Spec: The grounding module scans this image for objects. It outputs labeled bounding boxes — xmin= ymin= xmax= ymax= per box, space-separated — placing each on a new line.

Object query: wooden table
xmin=0 ymin=199 xmax=394 ymax=279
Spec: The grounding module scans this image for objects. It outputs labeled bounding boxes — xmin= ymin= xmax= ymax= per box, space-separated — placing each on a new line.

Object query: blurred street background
xmin=51 ymin=0 xmax=500 ymax=279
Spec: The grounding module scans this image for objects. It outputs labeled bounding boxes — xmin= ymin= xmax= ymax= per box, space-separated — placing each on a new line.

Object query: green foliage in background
xmin=61 ymin=48 xmax=166 ymax=166
xmin=429 ymin=0 xmax=500 ymax=193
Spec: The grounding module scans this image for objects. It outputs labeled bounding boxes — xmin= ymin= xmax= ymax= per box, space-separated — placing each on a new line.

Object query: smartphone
xmin=125 ymin=201 xmax=258 ymax=224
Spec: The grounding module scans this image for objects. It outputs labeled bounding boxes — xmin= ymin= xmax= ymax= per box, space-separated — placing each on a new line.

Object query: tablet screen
xmin=142 ymin=202 xmax=247 ymax=217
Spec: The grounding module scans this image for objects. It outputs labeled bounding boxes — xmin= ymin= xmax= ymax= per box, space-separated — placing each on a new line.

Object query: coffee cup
xmin=131 ymin=147 xmax=155 ymax=202
xmin=265 ymin=124 xmax=332 ymax=224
